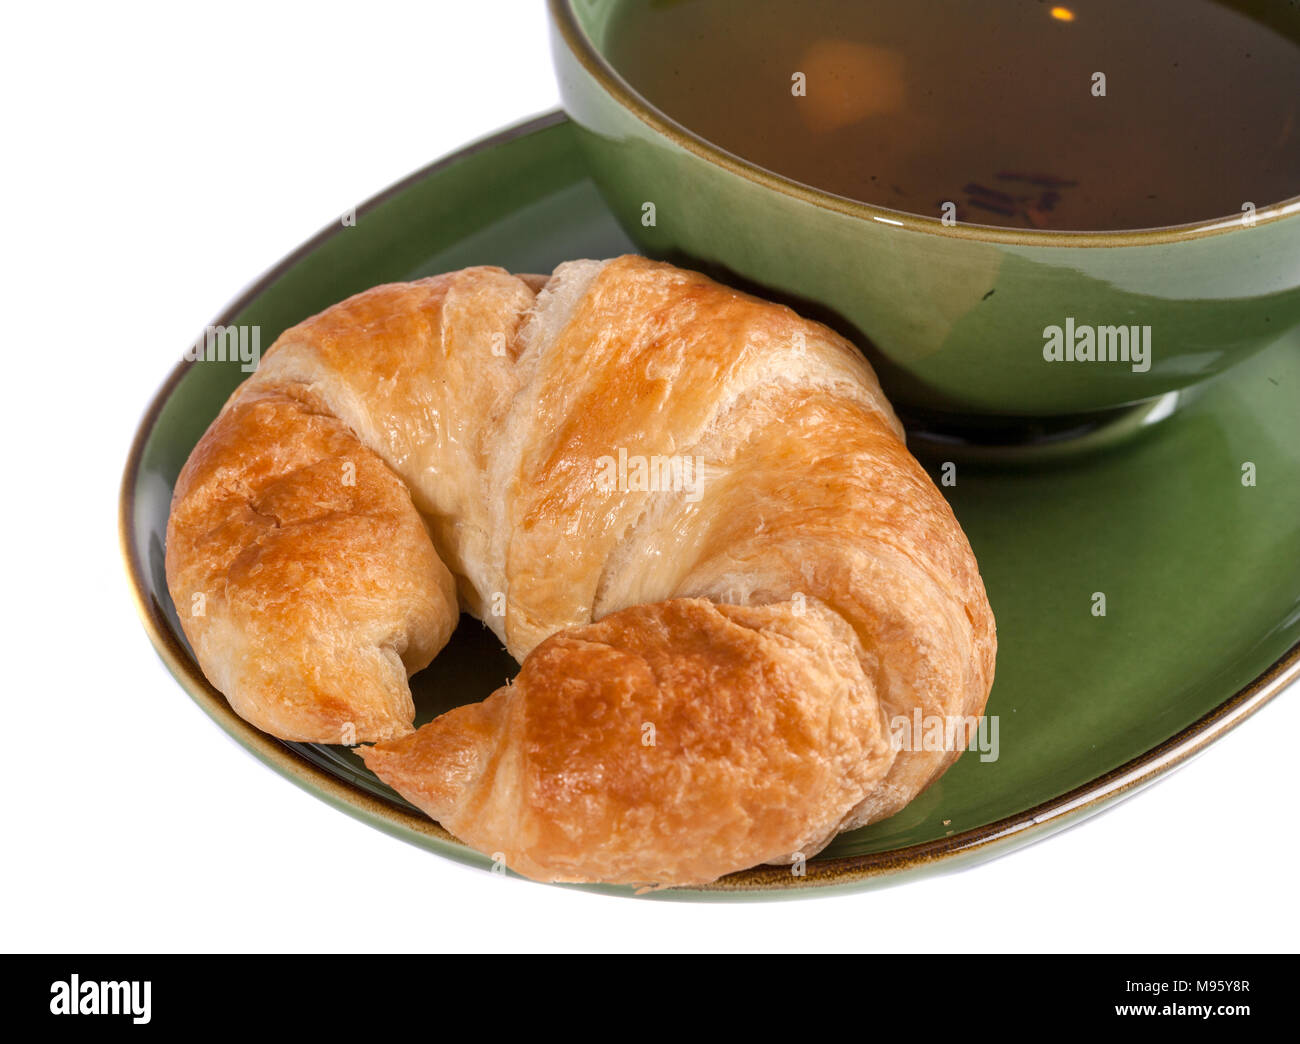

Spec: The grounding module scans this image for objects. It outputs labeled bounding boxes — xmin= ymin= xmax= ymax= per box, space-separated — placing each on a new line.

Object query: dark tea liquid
xmin=605 ymin=0 xmax=1300 ymax=230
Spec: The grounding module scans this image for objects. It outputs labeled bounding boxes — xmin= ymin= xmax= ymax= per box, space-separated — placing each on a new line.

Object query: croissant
xmin=166 ymin=255 xmax=996 ymax=886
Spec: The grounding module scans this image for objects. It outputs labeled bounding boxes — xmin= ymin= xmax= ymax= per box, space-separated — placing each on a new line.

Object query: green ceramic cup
xmin=549 ymin=0 xmax=1300 ymax=431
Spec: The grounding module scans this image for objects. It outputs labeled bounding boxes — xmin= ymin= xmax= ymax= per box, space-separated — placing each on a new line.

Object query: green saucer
xmin=121 ymin=113 xmax=1300 ymax=899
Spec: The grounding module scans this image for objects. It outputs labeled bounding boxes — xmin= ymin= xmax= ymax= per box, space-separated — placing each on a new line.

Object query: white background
xmin=2 ymin=0 xmax=1296 ymax=953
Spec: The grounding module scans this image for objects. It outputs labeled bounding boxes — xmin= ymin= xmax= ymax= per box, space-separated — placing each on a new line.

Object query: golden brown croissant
xmin=165 ymin=255 xmax=996 ymax=886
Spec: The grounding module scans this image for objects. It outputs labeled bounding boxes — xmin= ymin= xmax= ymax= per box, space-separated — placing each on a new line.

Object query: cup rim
xmin=550 ymin=0 xmax=1300 ymax=248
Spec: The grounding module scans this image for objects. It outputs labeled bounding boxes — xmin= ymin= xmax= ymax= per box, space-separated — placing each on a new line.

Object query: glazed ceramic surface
xmin=122 ymin=114 xmax=1300 ymax=898
xmin=549 ymin=0 xmax=1300 ymax=420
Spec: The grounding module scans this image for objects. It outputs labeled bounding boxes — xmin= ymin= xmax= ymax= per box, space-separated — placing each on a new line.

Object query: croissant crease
xmin=165 ymin=255 xmax=996 ymax=886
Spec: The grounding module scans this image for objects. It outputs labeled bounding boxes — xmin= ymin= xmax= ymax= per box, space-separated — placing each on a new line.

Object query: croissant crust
xmin=165 ymin=256 xmax=996 ymax=886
